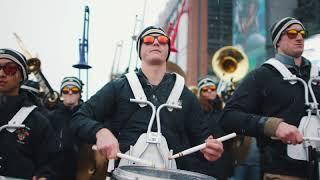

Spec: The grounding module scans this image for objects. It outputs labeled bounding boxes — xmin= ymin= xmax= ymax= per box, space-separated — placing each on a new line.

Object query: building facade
xmin=158 ymin=0 xmax=320 ymax=86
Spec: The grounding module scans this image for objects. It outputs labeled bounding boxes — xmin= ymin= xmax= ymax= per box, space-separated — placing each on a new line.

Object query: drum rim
xmin=113 ymin=167 xmax=168 ymax=180
xmin=112 ymin=165 xmax=215 ymax=180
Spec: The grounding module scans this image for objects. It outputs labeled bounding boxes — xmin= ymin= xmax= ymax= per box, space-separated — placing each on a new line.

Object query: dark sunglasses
xmin=201 ymin=85 xmax=217 ymax=93
xmin=142 ymin=35 xmax=169 ymax=45
xmin=62 ymin=86 xmax=80 ymax=94
xmin=283 ymin=29 xmax=307 ymax=39
xmin=0 ymin=63 xmax=19 ymax=76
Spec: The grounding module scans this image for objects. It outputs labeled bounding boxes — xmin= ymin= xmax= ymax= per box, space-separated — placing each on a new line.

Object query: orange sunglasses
xmin=142 ymin=35 xmax=169 ymax=45
xmin=62 ymin=86 xmax=80 ymax=94
xmin=283 ymin=29 xmax=307 ymax=39
xmin=201 ymin=85 xmax=217 ymax=93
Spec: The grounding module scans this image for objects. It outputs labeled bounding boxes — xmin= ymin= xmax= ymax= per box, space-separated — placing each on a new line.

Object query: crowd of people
xmin=0 ymin=16 xmax=319 ymax=180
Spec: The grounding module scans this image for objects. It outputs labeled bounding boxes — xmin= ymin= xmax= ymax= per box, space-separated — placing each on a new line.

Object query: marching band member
xmin=71 ymin=26 xmax=223 ymax=173
xmin=20 ymin=80 xmax=51 ymax=118
xmin=220 ymin=17 xmax=320 ymax=180
xmin=20 ymin=80 xmax=42 ymax=107
xmin=48 ymin=77 xmax=83 ymax=180
xmin=0 ymin=49 xmax=56 ymax=180
xmin=197 ymin=77 xmax=234 ymax=179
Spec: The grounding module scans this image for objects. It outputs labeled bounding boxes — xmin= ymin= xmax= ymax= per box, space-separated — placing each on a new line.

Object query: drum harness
xmin=264 ymin=59 xmax=320 ymax=162
xmin=0 ymin=105 xmax=36 ymax=133
xmin=0 ymin=105 xmax=36 ymax=180
xmin=104 ymin=72 xmax=184 ymax=175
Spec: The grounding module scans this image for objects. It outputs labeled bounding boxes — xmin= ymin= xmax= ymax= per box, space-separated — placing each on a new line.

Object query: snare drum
xmin=111 ymin=166 xmax=216 ymax=180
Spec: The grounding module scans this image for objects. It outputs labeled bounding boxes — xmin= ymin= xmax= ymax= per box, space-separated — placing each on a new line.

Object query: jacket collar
xmin=275 ymin=53 xmax=311 ymax=68
xmin=136 ymin=69 xmax=171 ymax=88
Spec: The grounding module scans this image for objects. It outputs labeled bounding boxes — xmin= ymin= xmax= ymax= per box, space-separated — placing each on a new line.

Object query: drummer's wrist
xmin=264 ymin=117 xmax=283 ymax=137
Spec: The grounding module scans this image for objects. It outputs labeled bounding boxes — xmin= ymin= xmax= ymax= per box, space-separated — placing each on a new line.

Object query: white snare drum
xmin=287 ymin=115 xmax=320 ymax=161
xmin=111 ymin=166 xmax=216 ymax=180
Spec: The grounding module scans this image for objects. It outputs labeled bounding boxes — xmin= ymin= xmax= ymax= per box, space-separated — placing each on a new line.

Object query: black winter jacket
xmin=71 ymin=70 xmax=211 ymax=172
xmin=220 ymin=54 xmax=320 ymax=177
xmin=48 ymin=103 xmax=80 ymax=180
xmin=198 ymin=104 xmax=234 ymax=179
xmin=0 ymin=94 xmax=56 ymax=179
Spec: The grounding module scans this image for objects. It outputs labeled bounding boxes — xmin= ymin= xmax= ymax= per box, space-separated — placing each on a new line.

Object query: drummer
xmin=71 ymin=26 xmax=224 ymax=172
xmin=220 ymin=17 xmax=319 ymax=179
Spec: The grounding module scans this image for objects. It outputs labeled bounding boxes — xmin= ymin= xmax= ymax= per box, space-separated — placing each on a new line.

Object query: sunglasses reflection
xmin=142 ymin=35 xmax=169 ymax=45
xmin=284 ymin=29 xmax=307 ymax=39
xmin=62 ymin=86 xmax=80 ymax=94
xmin=0 ymin=63 xmax=20 ymax=76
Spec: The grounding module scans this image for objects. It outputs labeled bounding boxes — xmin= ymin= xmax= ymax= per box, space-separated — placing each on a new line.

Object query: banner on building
xmin=233 ymin=0 xmax=266 ymax=70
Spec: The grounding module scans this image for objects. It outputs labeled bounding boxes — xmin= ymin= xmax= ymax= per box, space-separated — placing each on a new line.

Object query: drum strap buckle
xmin=147 ymin=132 xmax=161 ymax=143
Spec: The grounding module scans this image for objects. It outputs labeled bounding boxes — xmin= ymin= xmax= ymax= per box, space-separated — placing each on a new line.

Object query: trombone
xmin=13 ymin=33 xmax=59 ymax=108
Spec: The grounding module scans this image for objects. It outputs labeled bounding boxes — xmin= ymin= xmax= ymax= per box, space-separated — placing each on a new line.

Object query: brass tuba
xmin=212 ymin=46 xmax=249 ymax=101
xmin=13 ymin=33 xmax=60 ymax=109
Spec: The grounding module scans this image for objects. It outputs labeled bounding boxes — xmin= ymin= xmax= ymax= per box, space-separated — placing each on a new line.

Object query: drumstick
xmin=271 ymin=136 xmax=320 ymax=142
xmin=304 ymin=137 xmax=320 ymax=142
xmin=169 ymin=133 xmax=237 ymax=160
xmin=118 ymin=153 xmax=154 ymax=167
xmin=92 ymin=145 xmax=154 ymax=167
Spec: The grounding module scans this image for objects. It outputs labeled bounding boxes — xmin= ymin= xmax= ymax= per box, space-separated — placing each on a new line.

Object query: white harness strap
xmin=121 ymin=72 xmax=184 ymax=169
xmin=125 ymin=72 xmax=147 ymax=107
xmin=166 ymin=73 xmax=184 ymax=111
xmin=125 ymin=72 xmax=185 ymax=110
xmin=7 ymin=105 xmax=37 ymax=133
xmin=264 ymin=58 xmax=297 ymax=84
xmin=310 ymin=64 xmax=319 ymax=78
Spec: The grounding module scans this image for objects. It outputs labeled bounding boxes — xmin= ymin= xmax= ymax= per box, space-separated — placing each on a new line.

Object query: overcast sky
xmin=0 ymin=0 xmax=169 ymax=99
xmin=2 ymin=1 xmax=319 ymax=101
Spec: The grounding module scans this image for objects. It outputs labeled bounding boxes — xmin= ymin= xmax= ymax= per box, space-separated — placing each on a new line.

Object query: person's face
xmin=140 ymin=34 xmax=169 ymax=65
xmin=277 ymin=24 xmax=305 ymax=58
xmin=200 ymin=85 xmax=217 ymax=100
xmin=0 ymin=59 xmax=22 ymax=96
xmin=61 ymin=86 xmax=80 ymax=108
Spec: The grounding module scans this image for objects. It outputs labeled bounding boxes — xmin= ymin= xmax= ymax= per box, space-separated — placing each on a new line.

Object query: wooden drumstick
xmin=303 ymin=137 xmax=320 ymax=142
xmin=169 ymin=133 xmax=237 ymax=160
xmin=92 ymin=145 xmax=154 ymax=167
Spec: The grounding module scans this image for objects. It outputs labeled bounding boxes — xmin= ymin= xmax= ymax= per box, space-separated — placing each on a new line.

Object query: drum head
xmin=112 ymin=166 xmax=216 ymax=180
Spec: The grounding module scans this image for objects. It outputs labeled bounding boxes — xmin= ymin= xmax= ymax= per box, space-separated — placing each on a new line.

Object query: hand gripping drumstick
xmin=169 ymin=133 xmax=237 ymax=160
xmin=92 ymin=145 xmax=154 ymax=167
